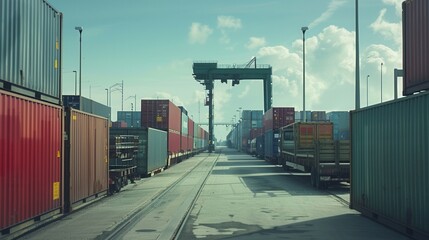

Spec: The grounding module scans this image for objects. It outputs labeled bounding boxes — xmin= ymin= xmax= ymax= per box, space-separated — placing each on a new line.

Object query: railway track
xmin=99 ymin=152 xmax=221 ymax=240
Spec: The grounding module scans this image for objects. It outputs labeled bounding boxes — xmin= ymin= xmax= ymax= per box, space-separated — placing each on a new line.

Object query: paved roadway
xmin=18 ymin=147 xmax=409 ymax=240
xmin=177 ymin=148 xmax=408 ymax=240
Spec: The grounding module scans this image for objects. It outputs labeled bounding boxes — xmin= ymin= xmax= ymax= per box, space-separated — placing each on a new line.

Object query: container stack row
xmin=140 ymin=99 xmax=208 ymax=166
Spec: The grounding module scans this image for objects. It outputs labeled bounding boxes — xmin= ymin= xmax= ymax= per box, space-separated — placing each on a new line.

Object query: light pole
xmin=380 ymin=62 xmax=383 ymax=103
xmin=355 ymin=0 xmax=360 ymax=110
xmin=73 ymin=70 xmax=77 ymax=95
xmin=105 ymin=88 xmax=108 ymax=105
xmin=366 ymin=75 xmax=370 ymax=106
xmin=302 ymin=26 xmax=308 ymax=122
xmin=75 ymin=26 xmax=83 ymax=96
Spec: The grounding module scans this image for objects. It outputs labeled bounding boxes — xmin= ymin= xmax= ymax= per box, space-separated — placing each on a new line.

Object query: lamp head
xmin=75 ymin=26 xmax=83 ymax=32
xmin=301 ymin=26 xmax=309 ymax=33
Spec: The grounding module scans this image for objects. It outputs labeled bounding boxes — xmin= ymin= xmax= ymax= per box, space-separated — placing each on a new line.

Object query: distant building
xmin=117 ymin=111 xmax=141 ymax=128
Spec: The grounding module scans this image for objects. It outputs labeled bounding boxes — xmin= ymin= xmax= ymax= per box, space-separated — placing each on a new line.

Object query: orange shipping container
xmin=63 ymin=108 xmax=109 ymax=213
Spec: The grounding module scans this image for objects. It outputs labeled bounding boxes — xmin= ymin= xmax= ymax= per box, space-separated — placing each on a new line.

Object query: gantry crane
xmin=192 ymin=57 xmax=272 ymax=152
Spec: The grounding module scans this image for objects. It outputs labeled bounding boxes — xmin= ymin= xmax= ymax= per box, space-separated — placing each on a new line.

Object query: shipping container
xmin=242 ymin=110 xmax=252 ymax=120
xmin=0 ymin=0 xmax=62 ymax=103
xmin=255 ymin=134 xmax=265 ymax=158
xmin=327 ymin=111 xmax=350 ymax=141
xmin=251 ymin=110 xmax=263 ymax=120
xmin=63 ymin=95 xmax=111 ymax=120
xmin=141 ymin=99 xmax=181 ymax=132
xmin=250 ymin=128 xmax=264 ymax=140
xmin=310 ymin=111 xmax=327 ymax=122
xmin=402 ymin=0 xmax=429 ymax=95
xmin=168 ymin=131 xmax=181 ymax=165
xmin=264 ymin=129 xmax=281 ymax=163
xmin=188 ymin=119 xmax=195 ymax=151
xmin=0 ymin=90 xmax=62 ymax=232
xmin=110 ymin=128 xmax=168 ymax=177
xmin=117 ymin=111 xmax=141 ymax=128
xmin=295 ymin=111 xmax=312 ymax=122
xmin=351 ymin=92 xmax=429 ymax=239
xmin=64 ymin=108 xmax=109 ymax=213
xmin=111 ymin=121 xmax=128 ymax=128
xmin=264 ymin=107 xmax=295 ymax=131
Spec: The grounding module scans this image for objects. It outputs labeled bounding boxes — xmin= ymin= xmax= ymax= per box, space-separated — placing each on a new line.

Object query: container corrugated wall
xmin=110 ymin=128 xmax=167 ymax=177
xmin=263 ymin=107 xmax=295 ymax=131
xmin=64 ymin=108 xmax=108 ymax=213
xmin=351 ymin=92 xmax=429 ymax=239
xmin=0 ymin=0 xmax=62 ymax=101
xmin=403 ymin=0 xmax=429 ymax=95
xmin=0 ymin=90 xmax=62 ymax=231
xmin=63 ymin=95 xmax=111 ymax=120
xmin=147 ymin=128 xmax=168 ymax=173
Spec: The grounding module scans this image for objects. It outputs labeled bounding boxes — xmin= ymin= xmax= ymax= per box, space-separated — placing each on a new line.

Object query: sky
xmin=49 ymin=0 xmax=404 ymax=141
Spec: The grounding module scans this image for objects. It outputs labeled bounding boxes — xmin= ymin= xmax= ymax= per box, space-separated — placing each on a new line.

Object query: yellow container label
xmin=54 ymin=59 xmax=58 ymax=69
xmin=156 ymin=116 xmax=162 ymax=122
xmin=53 ymin=182 xmax=60 ymax=200
xmin=57 ymin=151 xmax=61 ymax=158
xmin=72 ymin=115 xmax=77 ymax=121
xmin=56 ymin=40 xmax=59 ymax=50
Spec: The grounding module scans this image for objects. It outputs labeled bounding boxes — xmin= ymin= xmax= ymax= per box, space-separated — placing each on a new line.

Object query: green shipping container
xmin=110 ymin=127 xmax=168 ymax=177
xmin=351 ymin=92 xmax=429 ymax=240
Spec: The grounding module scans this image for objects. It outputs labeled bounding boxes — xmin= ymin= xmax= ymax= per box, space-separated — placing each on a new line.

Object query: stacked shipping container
xmin=0 ymin=0 xmax=64 ymax=233
xmin=141 ymin=99 xmax=181 ymax=165
xmin=63 ymin=108 xmax=109 ymax=213
xmin=63 ymin=95 xmax=111 ymax=120
xmin=0 ymin=0 xmax=62 ymax=104
xmin=0 ymin=90 xmax=62 ymax=232
xmin=326 ymin=111 xmax=350 ymax=140
xmin=117 ymin=111 xmax=141 ymax=128
xmin=402 ymin=0 xmax=429 ymax=95
xmin=264 ymin=107 xmax=295 ymax=162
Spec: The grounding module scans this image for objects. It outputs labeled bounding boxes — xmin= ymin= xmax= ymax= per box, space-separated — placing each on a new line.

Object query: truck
xmin=279 ymin=122 xmax=350 ymax=189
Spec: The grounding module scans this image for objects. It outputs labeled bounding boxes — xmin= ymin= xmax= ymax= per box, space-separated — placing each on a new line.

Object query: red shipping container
xmin=250 ymin=128 xmax=264 ymax=140
xmin=141 ymin=100 xmax=181 ymax=132
xmin=64 ymin=108 xmax=109 ymax=213
xmin=188 ymin=119 xmax=194 ymax=151
xmin=180 ymin=135 xmax=187 ymax=152
xmin=168 ymin=130 xmax=180 ymax=156
xmin=263 ymin=107 xmax=295 ymax=132
xmin=188 ymin=136 xmax=194 ymax=151
xmin=0 ymin=90 xmax=62 ymax=231
xmin=403 ymin=0 xmax=429 ymax=95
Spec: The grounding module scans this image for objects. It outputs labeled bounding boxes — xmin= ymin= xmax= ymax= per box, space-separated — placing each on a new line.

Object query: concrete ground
xmin=16 ymin=148 xmax=410 ymax=240
xmin=177 ymin=148 xmax=410 ymax=240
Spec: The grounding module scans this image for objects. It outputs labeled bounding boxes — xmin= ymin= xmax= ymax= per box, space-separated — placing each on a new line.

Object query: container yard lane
xmin=176 ymin=148 xmax=409 ymax=240
xmin=20 ymin=148 xmax=409 ymax=240
xmin=18 ymin=153 xmax=220 ymax=240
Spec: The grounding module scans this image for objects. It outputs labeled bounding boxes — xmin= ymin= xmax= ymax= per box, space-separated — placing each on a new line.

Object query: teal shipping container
xmin=110 ymin=128 xmax=168 ymax=177
xmin=351 ymin=92 xmax=429 ymax=240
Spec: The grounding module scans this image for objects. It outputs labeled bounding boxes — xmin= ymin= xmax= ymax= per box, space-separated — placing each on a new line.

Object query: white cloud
xmin=188 ymin=23 xmax=213 ymax=44
xmin=308 ymin=0 xmax=346 ymax=28
xmin=383 ymin=0 xmax=403 ymax=16
xmin=257 ymin=25 xmax=356 ymax=110
xmin=217 ymin=16 xmax=242 ymax=29
xmin=370 ymin=8 xmax=402 ymax=45
xmin=246 ymin=37 xmax=266 ymax=49
xmin=238 ymin=85 xmax=250 ymax=98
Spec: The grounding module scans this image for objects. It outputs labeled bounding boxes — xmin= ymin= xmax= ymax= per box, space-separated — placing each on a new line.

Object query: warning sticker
xmin=53 ymin=182 xmax=60 ymax=200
